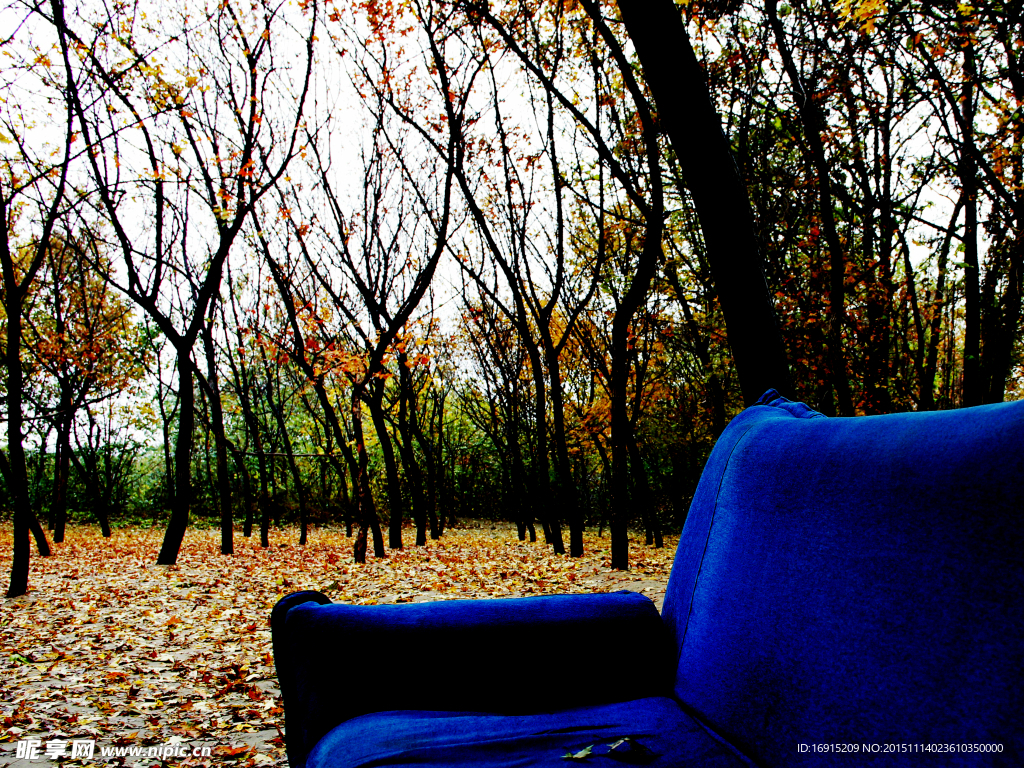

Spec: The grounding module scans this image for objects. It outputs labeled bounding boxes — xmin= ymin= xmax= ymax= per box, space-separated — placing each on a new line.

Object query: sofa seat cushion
xmin=306 ymin=696 xmax=754 ymax=768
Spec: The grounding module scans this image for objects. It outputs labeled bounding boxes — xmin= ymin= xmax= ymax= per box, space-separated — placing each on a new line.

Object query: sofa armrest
xmin=272 ymin=590 xmax=672 ymax=768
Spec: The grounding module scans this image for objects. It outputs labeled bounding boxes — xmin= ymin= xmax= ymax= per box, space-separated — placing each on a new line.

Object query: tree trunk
xmin=410 ymin=388 xmax=442 ymax=540
xmin=920 ymin=196 xmax=964 ymax=409
xmin=766 ymin=0 xmax=851 ymax=414
xmin=351 ymin=392 xmax=386 ymax=562
xmin=51 ymin=393 xmax=73 ymax=544
xmin=232 ymin=443 xmax=253 ymax=538
xmin=960 ymin=42 xmax=983 ymax=408
xmin=544 ymin=346 xmax=582 ymax=556
xmin=525 ymin=338 xmax=562 ymax=554
xmin=3 ymin=219 xmax=49 ymax=594
xmin=366 ymin=381 xmax=405 ymax=550
xmin=157 ymin=368 xmax=177 ymax=511
xmin=665 ymin=262 xmax=727 ymax=436
xmin=397 ymin=357 xmax=428 ymax=546
xmin=627 ymin=431 xmax=662 ymax=548
xmin=985 ymin=238 xmax=1023 ymax=402
xmin=157 ymin=352 xmax=194 ymax=564
xmin=202 ymin=324 xmax=233 ymax=555
xmin=4 ymin=315 xmax=33 ymax=594
xmin=338 ymin=438 xmax=359 ymax=538
xmin=618 ymin=0 xmax=791 ymax=406
xmin=70 ymin=411 xmax=112 ymax=537
xmin=234 ymin=373 xmax=267 ymax=540
xmin=269 ymin=395 xmax=309 ymax=546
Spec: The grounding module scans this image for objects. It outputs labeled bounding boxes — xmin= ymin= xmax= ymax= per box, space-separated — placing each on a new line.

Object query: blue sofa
xmin=272 ymin=391 xmax=1023 ymax=767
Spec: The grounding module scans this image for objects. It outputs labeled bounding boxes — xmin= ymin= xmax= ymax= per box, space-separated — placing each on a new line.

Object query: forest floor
xmin=0 ymin=522 xmax=678 ymax=768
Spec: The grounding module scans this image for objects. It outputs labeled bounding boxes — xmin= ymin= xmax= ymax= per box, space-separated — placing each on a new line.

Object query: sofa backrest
xmin=662 ymin=392 xmax=1024 ymax=766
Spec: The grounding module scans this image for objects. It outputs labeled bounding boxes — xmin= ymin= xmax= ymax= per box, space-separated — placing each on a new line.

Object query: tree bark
xmin=960 ymin=42 xmax=982 ymax=407
xmin=985 ymin=237 xmax=1023 ymax=402
xmin=617 ymin=0 xmax=790 ymax=406
xmin=3 ymin=285 xmax=34 ymax=596
xmin=51 ymin=388 xmax=73 ymax=544
xmin=920 ymin=196 xmax=964 ymax=409
xmin=2 ymin=154 xmax=64 ymax=597
xmin=157 ymin=353 xmax=195 ymax=564
xmin=351 ymin=394 xmax=386 ymax=562
xmin=201 ymin=322 xmax=233 ymax=554
xmin=367 ymin=380 xmax=405 ymax=550
xmin=397 ymin=355 xmax=429 ymax=546
xmin=765 ymin=0 xmax=851 ymax=413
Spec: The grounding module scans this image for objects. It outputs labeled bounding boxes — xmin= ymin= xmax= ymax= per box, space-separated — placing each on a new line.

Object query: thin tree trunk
xmin=920 ymin=196 xmax=965 ymax=410
xmin=157 ymin=364 xmax=177 ymax=510
xmin=525 ymin=338 xmax=562 ymax=554
xmin=410 ymin=388 xmax=441 ymax=540
xmin=202 ymin=323 xmax=233 ymax=554
xmin=269 ymin=395 xmax=309 ymax=546
xmin=545 ymin=346 xmax=582 ymax=556
xmin=767 ymin=0 xmax=852 ymax=414
xmin=397 ymin=357 xmax=428 ymax=546
xmin=351 ymin=393 xmax=386 ymax=562
xmin=961 ymin=41 xmax=982 ymax=407
xmin=4 ymin=2 xmax=73 ymax=593
xmin=51 ymin=397 xmax=72 ymax=544
xmin=2 ymin=212 xmax=47 ymax=595
xmin=587 ymin=0 xmax=665 ymax=570
xmin=627 ymin=432 xmax=662 ymax=548
xmin=985 ymin=239 xmax=1023 ymax=402
xmin=337 ymin=437 xmax=359 ymax=538
xmin=366 ymin=381 xmax=405 ymax=550
xmin=157 ymin=353 xmax=195 ymax=564
xmin=665 ymin=262 xmax=726 ymax=436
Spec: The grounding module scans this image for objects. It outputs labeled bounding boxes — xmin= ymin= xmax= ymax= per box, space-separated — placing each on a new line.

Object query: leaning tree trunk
xmin=617 ymin=0 xmax=791 ymax=406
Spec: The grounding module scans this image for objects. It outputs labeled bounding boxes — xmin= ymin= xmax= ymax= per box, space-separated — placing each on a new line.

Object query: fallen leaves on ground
xmin=0 ymin=522 xmax=677 ymax=768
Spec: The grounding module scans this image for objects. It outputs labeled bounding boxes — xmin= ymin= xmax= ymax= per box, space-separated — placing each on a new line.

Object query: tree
xmin=22 ymin=236 xmax=148 ymax=542
xmin=615 ymin=0 xmax=791 ymax=408
xmin=51 ymin=0 xmax=318 ymax=562
xmin=902 ymin=0 xmax=1024 ymax=406
xmin=0 ymin=0 xmax=75 ymax=593
xmin=259 ymin=0 xmax=460 ymax=560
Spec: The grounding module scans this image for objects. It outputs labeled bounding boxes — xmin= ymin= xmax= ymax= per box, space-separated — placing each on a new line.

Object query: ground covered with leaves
xmin=0 ymin=523 xmax=677 ymax=768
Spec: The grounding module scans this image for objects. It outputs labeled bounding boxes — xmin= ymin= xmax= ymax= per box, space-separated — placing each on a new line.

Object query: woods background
xmin=2 ymin=0 xmax=1021 ymax=594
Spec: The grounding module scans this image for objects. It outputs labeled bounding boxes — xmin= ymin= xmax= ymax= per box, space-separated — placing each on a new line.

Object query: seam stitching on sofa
xmin=677 ymin=421 xmax=759 ymax=659
xmin=681 ymin=703 xmax=764 ymax=768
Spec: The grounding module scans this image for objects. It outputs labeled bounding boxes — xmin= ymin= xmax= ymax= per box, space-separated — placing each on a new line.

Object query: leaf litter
xmin=0 ymin=522 xmax=676 ymax=768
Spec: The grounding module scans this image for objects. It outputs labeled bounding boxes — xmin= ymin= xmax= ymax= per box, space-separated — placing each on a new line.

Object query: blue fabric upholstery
xmin=664 ymin=391 xmax=1024 ymax=766
xmin=307 ymin=697 xmax=754 ymax=768
xmin=276 ymin=591 xmax=672 ymax=768
xmin=273 ymin=392 xmax=1024 ymax=767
